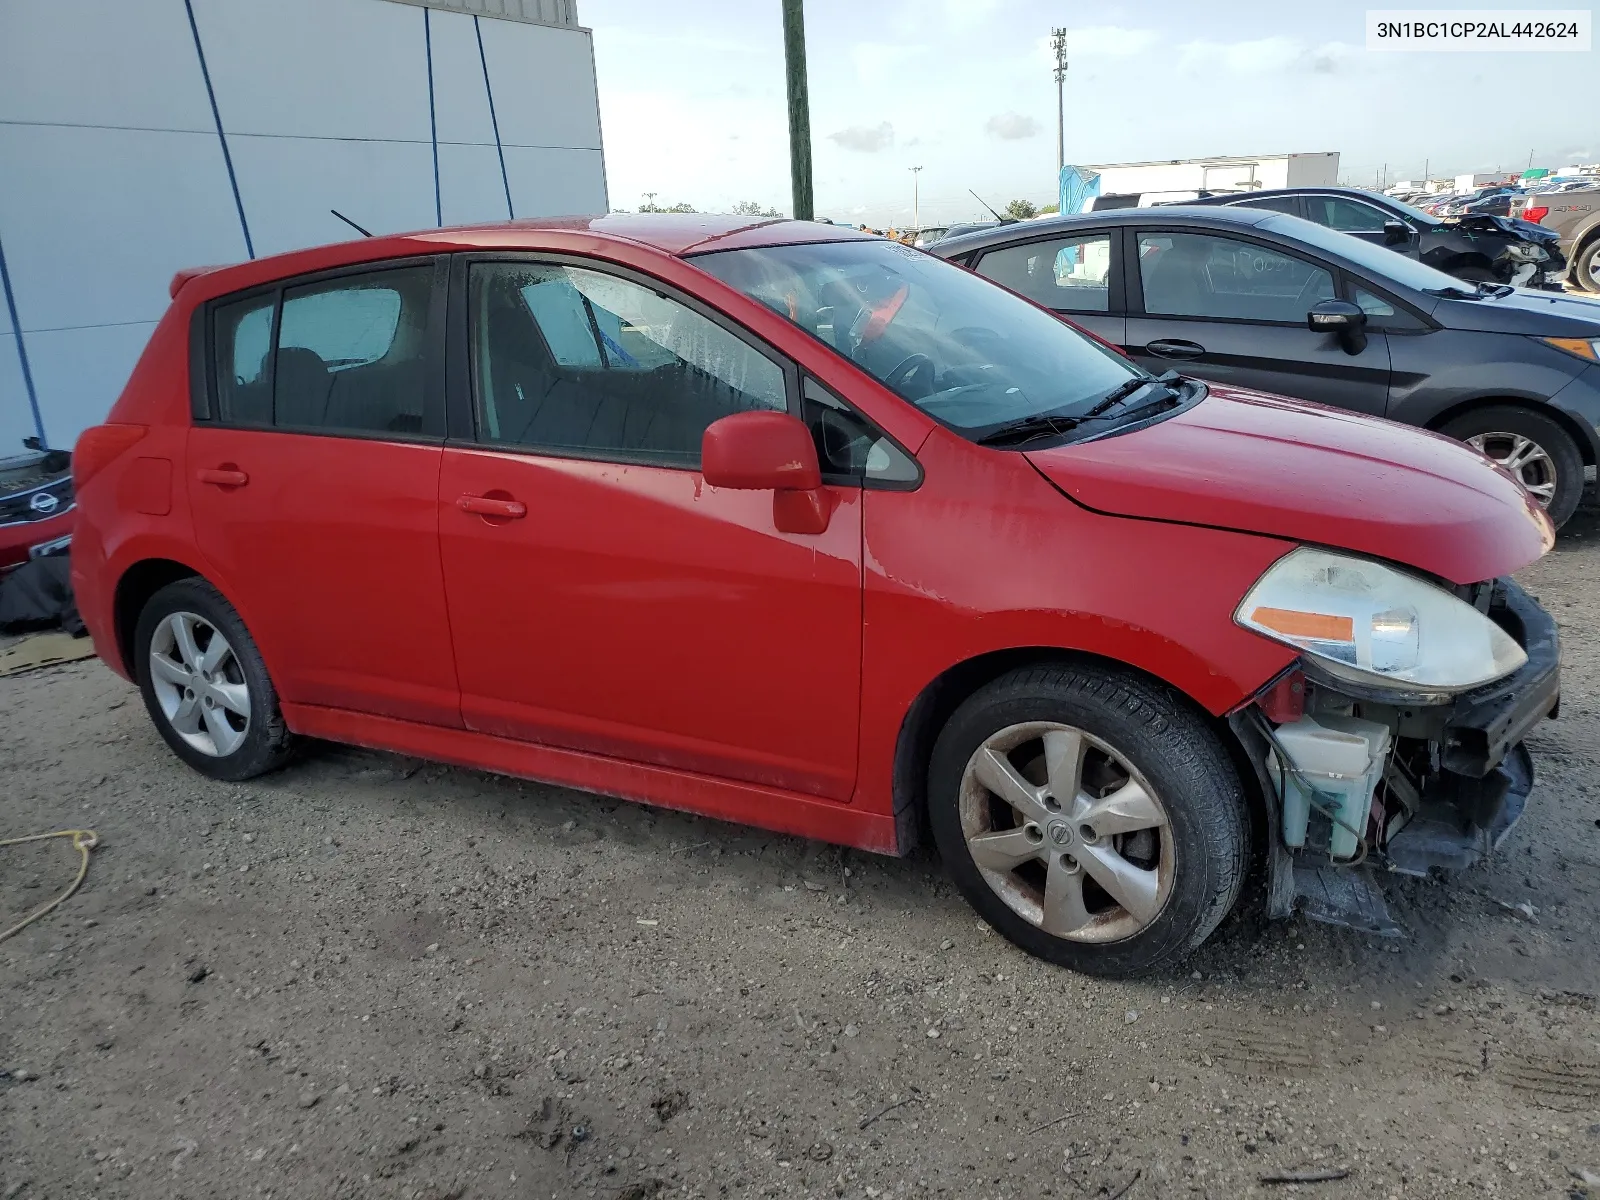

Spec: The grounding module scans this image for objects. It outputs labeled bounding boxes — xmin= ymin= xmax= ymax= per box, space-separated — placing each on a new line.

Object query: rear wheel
xmin=1574 ymin=239 xmax=1600 ymax=293
xmin=1441 ymin=405 xmax=1584 ymax=528
xmin=134 ymin=578 xmax=293 ymax=780
xmin=928 ymin=663 xmax=1249 ymax=977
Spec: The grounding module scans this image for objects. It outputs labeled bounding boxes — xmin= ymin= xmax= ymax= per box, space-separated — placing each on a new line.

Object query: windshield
xmin=692 ymin=239 xmax=1142 ymax=434
xmin=1258 ymin=213 xmax=1473 ymax=294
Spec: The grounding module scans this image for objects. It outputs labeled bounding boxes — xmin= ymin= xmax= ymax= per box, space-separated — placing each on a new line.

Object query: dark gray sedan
xmin=932 ymin=207 xmax=1600 ymax=526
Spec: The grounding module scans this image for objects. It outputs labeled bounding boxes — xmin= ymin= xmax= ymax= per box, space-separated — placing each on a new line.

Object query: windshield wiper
xmin=976 ymin=410 xmax=1083 ymax=447
xmin=975 ymin=372 xmax=1187 ymax=448
xmin=1423 ymin=281 xmax=1512 ymax=300
xmin=1080 ymin=370 xmax=1184 ymax=418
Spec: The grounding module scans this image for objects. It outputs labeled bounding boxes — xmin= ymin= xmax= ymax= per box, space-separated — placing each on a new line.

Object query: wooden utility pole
xmin=781 ymin=0 xmax=814 ymax=221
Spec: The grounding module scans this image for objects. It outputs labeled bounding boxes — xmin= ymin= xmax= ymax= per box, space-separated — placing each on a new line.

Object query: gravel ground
xmin=3 ymin=499 xmax=1599 ymax=1200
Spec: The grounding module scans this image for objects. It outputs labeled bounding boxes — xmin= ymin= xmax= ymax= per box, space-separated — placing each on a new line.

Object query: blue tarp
xmin=1059 ymin=166 xmax=1101 ymax=215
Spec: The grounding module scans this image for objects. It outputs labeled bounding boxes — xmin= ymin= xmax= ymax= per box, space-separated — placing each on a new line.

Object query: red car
xmin=71 ymin=215 xmax=1559 ymax=975
xmin=0 ymin=450 xmax=76 ymax=575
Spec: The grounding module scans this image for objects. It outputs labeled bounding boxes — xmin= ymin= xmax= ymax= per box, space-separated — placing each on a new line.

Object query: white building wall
xmin=0 ymin=0 xmax=607 ymax=452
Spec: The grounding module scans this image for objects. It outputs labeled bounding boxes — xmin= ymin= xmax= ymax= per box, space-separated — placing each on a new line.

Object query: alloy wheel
xmin=957 ymin=721 xmax=1175 ymax=944
xmin=148 ymin=611 xmax=251 ymax=756
xmin=1466 ymin=431 xmax=1559 ymax=506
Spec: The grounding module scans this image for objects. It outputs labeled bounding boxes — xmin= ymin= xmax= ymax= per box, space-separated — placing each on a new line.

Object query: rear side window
xmin=974 ymin=233 xmax=1112 ymax=312
xmin=215 ymin=296 xmax=275 ymax=424
xmin=209 ymin=264 xmax=437 ymax=436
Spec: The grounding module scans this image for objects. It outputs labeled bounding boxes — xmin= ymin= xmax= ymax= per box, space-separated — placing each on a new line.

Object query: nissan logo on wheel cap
xmin=29 ymin=491 xmax=60 ymax=515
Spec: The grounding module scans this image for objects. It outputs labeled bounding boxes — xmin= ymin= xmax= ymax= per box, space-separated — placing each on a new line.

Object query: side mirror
xmin=1382 ymin=219 xmax=1410 ymax=246
xmin=701 ymin=411 xmax=833 ymax=534
xmin=1308 ymin=299 xmax=1368 ymax=354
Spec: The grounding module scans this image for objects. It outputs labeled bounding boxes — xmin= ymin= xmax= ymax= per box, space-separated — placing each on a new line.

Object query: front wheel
xmin=928 ymin=663 xmax=1249 ymax=977
xmin=1440 ymin=405 xmax=1585 ymax=529
xmin=134 ymin=577 xmax=294 ymax=780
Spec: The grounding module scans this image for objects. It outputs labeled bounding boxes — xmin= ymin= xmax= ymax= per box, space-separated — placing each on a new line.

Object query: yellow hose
xmin=0 ymin=829 xmax=99 ymax=943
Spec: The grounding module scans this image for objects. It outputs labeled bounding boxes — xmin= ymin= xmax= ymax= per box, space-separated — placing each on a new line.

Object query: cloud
xmin=1175 ymin=36 xmax=1360 ymax=76
xmin=829 ymin=122 xmax=895 ymax=153
xmin=985 ymin=112 xmax=1040 ymax=140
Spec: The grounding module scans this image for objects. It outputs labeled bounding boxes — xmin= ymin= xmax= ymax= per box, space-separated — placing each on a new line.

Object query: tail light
xmin=73 ymin=424 xmax=147 ymax=490
xmin=1522 ymin=206 xmax=1548 ymax=224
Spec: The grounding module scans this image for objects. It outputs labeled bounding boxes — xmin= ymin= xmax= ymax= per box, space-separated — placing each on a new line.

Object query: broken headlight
xmin=1235 ymin=548 xmax=1525 ymax=695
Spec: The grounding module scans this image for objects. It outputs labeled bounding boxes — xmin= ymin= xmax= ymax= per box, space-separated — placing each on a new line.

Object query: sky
xmin=582 ymin=0 xmax=1597 ymax=227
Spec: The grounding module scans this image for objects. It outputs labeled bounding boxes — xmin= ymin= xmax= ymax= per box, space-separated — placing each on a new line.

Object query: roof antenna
xmin=330 ymin=209 xmax=374 ymax=238
xmin=969 ymin=190 xmax=1013 ymax=224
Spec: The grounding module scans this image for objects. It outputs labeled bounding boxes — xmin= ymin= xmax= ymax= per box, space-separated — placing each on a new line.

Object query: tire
xmin=134 ymin=577 xmax=293 ymax=781
xmin=927 ymin=663 xmax=1248 ymax=977
xmin=1573 ymin=239 xmax=1600 ymax=294
xmin=1440 ymin=405 xmax=1585 ymax=529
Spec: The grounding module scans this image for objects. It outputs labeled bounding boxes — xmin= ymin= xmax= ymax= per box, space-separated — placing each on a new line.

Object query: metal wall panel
xmin=0 ymin=0 xmax=606 ymax=449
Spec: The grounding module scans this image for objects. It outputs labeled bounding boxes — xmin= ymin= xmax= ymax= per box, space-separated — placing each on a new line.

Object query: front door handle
xmin=197 ymin=467 xmax=249 ymax=487
xmin=1145 ymin=339 xmax=1205 ymax=360
xmin=456 ymin=494 xmax=527 ymax=519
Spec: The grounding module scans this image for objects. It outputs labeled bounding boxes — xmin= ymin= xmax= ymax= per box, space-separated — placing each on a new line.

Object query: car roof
xmin=931 ymin=205 xmax=1276 ymax=255
xmin=173 ymin=214 xmax=875 ymax=301
xmin=1191 ymin=185 xmax=1397 ymax=203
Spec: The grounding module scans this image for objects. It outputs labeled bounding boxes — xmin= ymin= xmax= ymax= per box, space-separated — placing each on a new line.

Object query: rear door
xmin=1124 ymin=226 xmax=1392 ymax=416
xmin=968 ymin=228 xmax=1125 ymax=346
xmin=435 ymin=255 xmax=864 ymax=800
xmin=187 ymin=259 xmax=462 ymax=727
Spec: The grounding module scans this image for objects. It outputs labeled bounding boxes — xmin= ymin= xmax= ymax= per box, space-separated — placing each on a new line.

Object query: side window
xmin=1231 ymin=195 xmax=1300 ymax=216
xmin=273 ymin=267 xmax=433 ymax=434
xmin=973 ymin=234 xmax=1113 ymax=311
xmin=1309 ymin=197 xmax=1390 ymax=232
xmin=1350 ymin=284 xmax=1427 ymax=330
xmin=470 ymin=262 xmax=787 ymax=467
xmin=802 ymin=378 xmax=918 ymax=486
xmin=214 ymin=295 xmax=275 ymax=424
xmin=1137 ymin=232 xmax=1335 ymax=323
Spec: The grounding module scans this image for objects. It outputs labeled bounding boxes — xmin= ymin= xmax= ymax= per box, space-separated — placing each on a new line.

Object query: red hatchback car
xmin=73 ymin=215 xmax=1560 ymax=975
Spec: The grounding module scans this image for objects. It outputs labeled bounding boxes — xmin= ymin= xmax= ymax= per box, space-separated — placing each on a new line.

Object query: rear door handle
xmin=197 ymin=468 xmax=249 ymax=487
xmin=456 ymin=495 xmax=527 ymax=519
xmin=1145 ymin=339 xmax=1205 ymax=360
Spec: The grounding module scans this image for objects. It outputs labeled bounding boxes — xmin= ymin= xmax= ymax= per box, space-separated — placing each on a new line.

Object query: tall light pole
xmin=909 ymin=166 xmax=922 ymax=231
xmin=1050 ymin=27 xmax=1068 ymax=174
xmin=781 ymin=0 xmax=814 ymax=221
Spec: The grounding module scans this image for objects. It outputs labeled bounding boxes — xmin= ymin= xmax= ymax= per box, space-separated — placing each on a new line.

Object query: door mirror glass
xmin=1382 ymin=219 xmax=1410 ymax=246
xmin=702 ymin=411 xmax=821 ymax=492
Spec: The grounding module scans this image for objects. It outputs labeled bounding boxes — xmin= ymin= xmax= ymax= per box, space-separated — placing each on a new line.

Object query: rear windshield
xmin=1258 ymin=213 xmax=1466 ymax=293
xmin=692 ymin=239 xmax=1141 ymax=435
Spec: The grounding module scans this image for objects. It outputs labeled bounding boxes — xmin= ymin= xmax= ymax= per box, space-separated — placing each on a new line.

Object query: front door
xmin=1126 ymin=228 xmax=1392 ymax=416
xmin=187 ymin=260 xmax=461 ymax=727
xmin=437 ymin=258 xmax=863 ymax=800
xmin=969 ymin=229 xmax=1126 ymax=347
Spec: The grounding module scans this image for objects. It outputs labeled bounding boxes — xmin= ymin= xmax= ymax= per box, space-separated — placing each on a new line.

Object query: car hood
xmin=1433 ymin=286 xmax=1600 ymax=334
xmin=1024 ymin=385 xmax=1553 ymax=586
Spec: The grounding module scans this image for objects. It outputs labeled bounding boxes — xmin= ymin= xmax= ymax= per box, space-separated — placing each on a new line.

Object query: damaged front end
xmin=1229 ymin=564 xmax=1560 ymax=937
xmin=1453 ymin=214 xmax=1568 ymax=290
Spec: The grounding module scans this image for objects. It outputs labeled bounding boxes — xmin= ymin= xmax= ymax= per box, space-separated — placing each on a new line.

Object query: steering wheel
xmin=883 ymin=353 xmax=935 ymax=396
